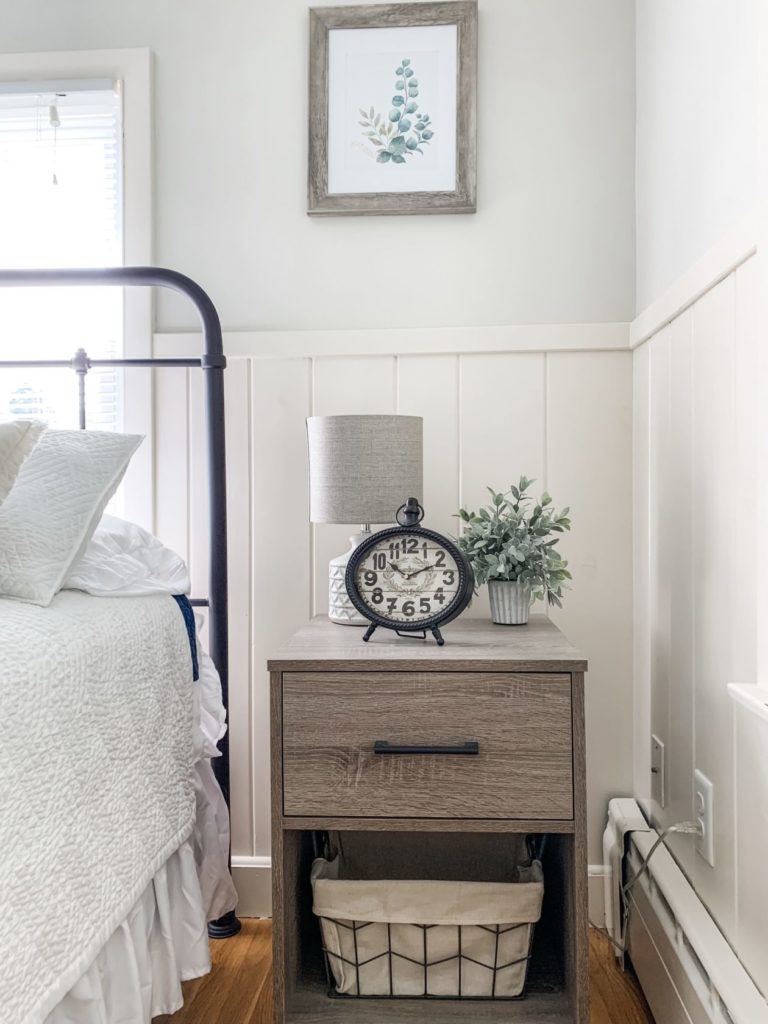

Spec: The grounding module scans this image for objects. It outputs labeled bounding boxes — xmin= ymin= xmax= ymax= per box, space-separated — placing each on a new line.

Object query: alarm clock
xmin=345 ymin=498 xmax=474 ymax=646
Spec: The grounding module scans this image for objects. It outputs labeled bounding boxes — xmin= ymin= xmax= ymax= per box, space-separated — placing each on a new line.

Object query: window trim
xmin=0 ymin=48 xmax=153 ymax=526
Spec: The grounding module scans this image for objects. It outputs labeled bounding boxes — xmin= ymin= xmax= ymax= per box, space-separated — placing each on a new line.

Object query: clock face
xmin=351 ymin=531 xmax=464 ymax=625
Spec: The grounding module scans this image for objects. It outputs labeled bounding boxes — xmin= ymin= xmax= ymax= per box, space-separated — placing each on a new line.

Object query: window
xmin=0 ymin=82 xmax=123 ymax=432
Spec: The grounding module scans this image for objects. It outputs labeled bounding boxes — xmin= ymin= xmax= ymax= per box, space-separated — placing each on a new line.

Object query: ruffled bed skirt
xmin=45 ymin=759 xmax=238 ymax=1024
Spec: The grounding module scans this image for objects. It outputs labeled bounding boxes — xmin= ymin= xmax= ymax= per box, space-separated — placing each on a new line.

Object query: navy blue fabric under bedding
xmin=172 ymin=594 xmax=199 ymax=681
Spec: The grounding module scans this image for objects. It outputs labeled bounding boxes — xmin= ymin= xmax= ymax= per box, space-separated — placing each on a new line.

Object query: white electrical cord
xmin=591 ymin=819 xmax=703 ymax=957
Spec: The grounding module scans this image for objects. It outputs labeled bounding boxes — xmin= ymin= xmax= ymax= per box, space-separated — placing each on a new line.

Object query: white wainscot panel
xmin=690 ymin=275 xmax=737 ymax=941
xmin=632 ymin=253 xmax=761 ymax=957
xmin=649 ymin=329 xmax=672 ymax=831
xmin=154 ymin=366 xmax=190 ymax=565
xmin=224 ymin=358 xmax=256 ymax=856
xmin=547 ymin=351 xmax=633 ymax=864
xmin=397 ymin=355 xmax=459 ymax=539
xmin=735 ymin=698 xmax=768 ymax=997
xmin=664 ymin=312 xmax=695 ymax=874
xmin=311 ymin=357 xmax=397 ymax=617
xmin=731 ymin=257 xmax=759 ymax=685
xmin=632 ymin=341 xmax=651 ymax=813
xmin=187 ymin=370 xmax=211 ymax=607
xmin=251 ymin=358 xmax=312 ymax=854
xmin=458 ymin=353 xmax=546 ymax=620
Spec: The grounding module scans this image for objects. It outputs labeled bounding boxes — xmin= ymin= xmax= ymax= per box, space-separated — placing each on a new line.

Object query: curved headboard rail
xmin=0 ymin=265 xmax=231 ymax=846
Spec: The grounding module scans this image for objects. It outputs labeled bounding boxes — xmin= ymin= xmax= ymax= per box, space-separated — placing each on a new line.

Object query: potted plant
xmin=457 ymin=476 xmax=572 ymax=625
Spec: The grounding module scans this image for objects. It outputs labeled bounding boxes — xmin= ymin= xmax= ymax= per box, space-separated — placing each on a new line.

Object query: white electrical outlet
xmin=651 ymin=735 xmax=665 ymax=808
xmin=694 ymin=769 xmax=715 ymax=867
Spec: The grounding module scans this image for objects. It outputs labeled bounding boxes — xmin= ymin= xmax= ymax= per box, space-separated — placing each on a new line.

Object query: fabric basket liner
xmin=311 ymin=858 xmax=544 ymax=926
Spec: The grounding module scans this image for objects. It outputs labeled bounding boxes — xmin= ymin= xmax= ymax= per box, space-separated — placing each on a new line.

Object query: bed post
xmin=191 ymin=275 xmax=242 ymax=939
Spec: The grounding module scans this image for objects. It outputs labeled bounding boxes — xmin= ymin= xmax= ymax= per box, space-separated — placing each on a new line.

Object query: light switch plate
xmin=651 ymin=734 xmax=665 ymax=808
xmin=694 ymin=769 xmax=715 ymax=867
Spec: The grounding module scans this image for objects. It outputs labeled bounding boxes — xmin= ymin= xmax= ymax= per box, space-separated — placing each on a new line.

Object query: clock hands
xmin=406 ymin=563 xmax=435 ymax=578
xmin=388 ymin=560 xmax=436 ymax=580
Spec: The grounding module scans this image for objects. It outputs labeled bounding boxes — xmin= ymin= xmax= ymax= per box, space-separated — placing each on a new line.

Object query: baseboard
xmin=231 ymin=856 xmax=272 ymax=918
xmin=233 ymin=857 xmax=605 ymax=926
xmin=588 ymin=864 xmax=609 ymax=925
xmin=626 ymin=833 xmax=768 ymax=1024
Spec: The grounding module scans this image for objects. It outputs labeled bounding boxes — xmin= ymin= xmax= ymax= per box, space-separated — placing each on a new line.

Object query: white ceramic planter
xmin=488 ymin=580 xmax=532 ymax=625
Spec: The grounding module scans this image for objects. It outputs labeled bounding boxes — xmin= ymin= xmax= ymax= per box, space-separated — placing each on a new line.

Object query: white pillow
xmin=0 ymin=420 xmax=45 ymax=503
xmin=0 ymin=429 xmax=143 ymax=605
xmin=65 ymin=514 xmax=191 ymax=597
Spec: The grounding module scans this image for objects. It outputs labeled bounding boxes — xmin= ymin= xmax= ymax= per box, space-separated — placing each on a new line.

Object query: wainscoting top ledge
xmin=728 ymin=683 xmax=768 ymax=725
xmin=630 ymin=216 xmax=757 ymax=349
xmin=154 ymin=321 xmax=630 ymax=360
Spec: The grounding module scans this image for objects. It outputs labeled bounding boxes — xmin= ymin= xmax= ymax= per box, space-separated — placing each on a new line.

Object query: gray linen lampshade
xmin=307 ymin=415 xmax=423 ymax=524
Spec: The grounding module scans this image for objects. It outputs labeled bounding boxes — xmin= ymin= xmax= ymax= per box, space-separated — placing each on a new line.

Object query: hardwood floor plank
xmin=249 ymin=964 xmax=274 ymax=1024
xmin=154 ymin=919 xmax=271 ymax=1024
xmin=154 ymin=923 xmax=653 ymax=1024
xmin=588 ymin=987 xmax=614 ymax=1024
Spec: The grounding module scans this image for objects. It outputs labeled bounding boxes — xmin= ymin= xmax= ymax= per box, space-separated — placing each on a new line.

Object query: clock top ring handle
xmin=396 ymin=497 xmax=424 ymax=527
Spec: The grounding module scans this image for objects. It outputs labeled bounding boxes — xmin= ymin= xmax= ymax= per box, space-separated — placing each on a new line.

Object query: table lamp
xmin=307 ymin=414 xmax=423 ymax=624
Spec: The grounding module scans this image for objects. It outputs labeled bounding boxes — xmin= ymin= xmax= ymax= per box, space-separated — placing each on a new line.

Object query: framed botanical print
xmin=308 ymin=1 xmax=477 ymax=216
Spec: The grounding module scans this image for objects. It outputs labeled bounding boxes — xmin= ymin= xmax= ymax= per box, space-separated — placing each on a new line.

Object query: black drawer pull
xmin=374 ymin=740 xmax=480 ymax=756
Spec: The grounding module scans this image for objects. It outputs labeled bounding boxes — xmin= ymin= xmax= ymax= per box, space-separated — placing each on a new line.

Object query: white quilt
xmin=0 ymin=590 xmax=197 ymax=1024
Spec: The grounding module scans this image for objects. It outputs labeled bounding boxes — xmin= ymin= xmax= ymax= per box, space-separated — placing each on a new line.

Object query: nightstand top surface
xmin=268 ymin=614 xmax=586 ymax=672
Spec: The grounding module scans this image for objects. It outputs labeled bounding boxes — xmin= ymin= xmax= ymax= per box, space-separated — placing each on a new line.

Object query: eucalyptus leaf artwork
xmin=358 ymin=59 xmax=435 ymax=165
xmin=309 ymin=3 xmax=477 ymax=215
xmin=457 ymin=477 xmax=573 ymax=607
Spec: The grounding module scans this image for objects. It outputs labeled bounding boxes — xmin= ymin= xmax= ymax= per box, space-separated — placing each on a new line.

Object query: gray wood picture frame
xmin=308 ymin=1 xmax=477 ymax=216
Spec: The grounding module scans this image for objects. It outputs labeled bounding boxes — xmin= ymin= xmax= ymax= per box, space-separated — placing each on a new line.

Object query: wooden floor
xmin=155 ymin=921 xmax=653 ymax=1024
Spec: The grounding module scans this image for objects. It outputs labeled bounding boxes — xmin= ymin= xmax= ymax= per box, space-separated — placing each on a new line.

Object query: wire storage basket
xmin=310 ymin=843 xmax=544 ymax=1000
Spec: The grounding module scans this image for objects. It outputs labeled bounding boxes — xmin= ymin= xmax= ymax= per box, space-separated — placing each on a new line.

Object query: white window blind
xmin=0 ymin=82 xmax=123 ymax=432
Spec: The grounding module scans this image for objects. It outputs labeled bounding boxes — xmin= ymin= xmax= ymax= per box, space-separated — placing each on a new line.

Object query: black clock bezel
xmin=345 ymin=525 xmax=474 ymax=633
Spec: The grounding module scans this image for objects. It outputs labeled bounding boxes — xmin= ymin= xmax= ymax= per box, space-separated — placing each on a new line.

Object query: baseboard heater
xmin=603 ymin=798 xmax=768 ymax=1024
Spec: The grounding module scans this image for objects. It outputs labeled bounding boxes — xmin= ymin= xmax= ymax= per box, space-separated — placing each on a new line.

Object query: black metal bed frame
xmin=0 ymin=266 xmax=240 ymax=938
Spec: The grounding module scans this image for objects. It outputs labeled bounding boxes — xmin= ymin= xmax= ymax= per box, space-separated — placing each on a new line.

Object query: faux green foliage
xmin=457 ymin=477 xmax=572 ymax=607
xmin=359 ymin=59 xmax=435 ymax=163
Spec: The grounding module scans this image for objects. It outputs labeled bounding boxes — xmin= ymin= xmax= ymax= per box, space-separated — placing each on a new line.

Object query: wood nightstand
xmin=268 ymin=615 xmax=589 ymax=1023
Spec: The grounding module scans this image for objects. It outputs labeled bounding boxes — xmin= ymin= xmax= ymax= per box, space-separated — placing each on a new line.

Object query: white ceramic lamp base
xmin=328 ymin=531 xmax=369 ymax=625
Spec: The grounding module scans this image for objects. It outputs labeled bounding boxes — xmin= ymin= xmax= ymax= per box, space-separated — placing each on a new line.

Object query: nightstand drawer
xmin=281 ymin=672 xmax=573 ymax=820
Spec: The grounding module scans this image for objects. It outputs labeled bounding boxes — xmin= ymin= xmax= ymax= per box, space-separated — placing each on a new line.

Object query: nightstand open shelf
xmin=276 ymin=829 xmax=578 ymax=1023
xmin=269 ymin=616 xmax=589 ymax=1023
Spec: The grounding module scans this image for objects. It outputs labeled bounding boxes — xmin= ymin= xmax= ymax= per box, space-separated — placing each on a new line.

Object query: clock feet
xmin=388 ymin=626 xmax=445 ymax=646
xmin=362 ymin=623 xmax=377 ymax=643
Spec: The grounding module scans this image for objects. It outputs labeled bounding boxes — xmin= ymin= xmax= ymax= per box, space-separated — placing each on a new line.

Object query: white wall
xmin=635 ymin=0 xmax=758 ymax=310
xmin=2 ymin=0 xmax=635 ymax=330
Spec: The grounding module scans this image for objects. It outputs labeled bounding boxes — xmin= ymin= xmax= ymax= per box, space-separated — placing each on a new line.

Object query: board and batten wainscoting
xmin=631 ymin=218 xmax=767 ymax=996
xmin=153 ymin=324 xmax=634 ymax=916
